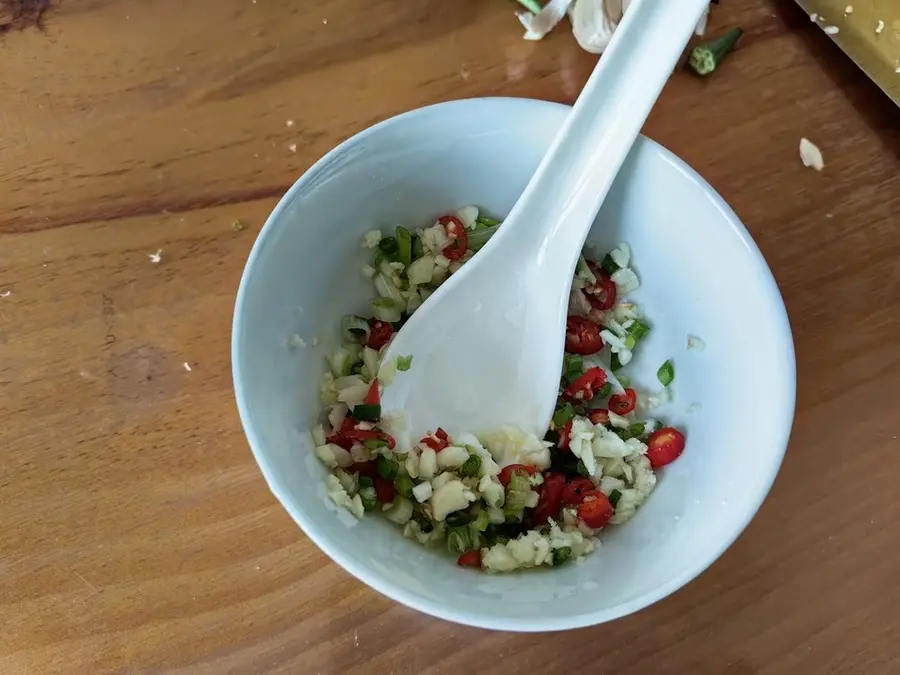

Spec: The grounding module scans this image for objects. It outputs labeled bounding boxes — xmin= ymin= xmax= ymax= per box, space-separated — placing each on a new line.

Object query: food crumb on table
xmin=183 ymin=362 xmax=192 ymax=372
xmin=148 ymin=249 xmax=163 ymax=263
xmin=799 ymin=138 xmax=825 ymax=171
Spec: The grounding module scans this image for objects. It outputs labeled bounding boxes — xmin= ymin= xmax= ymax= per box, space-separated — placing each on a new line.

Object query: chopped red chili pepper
xmin=557 ymin=420 xmax=573 ymax=452
xmin=374 ymin=477 xmax=395 ymax=503
xmin=563 ymin=367 xmax=608 ymax=402
xmin=532 ymin=473 xmax=565 ymax=525
xmin=646 ymin=427 xmax=686 ymax=468
xmin=438 ymin=215 xmax=469 ymax=261
xmin=577 ymin=490 xmax=614 ymax=529
xmin=349 ymin=461 xmax=378 ymax=478
xmin=565 ymin=316 xmax=605 ymax=355
xmin=328 ymin=418 xmax=396 ymax=450
xmin=608 ymin=388 xmax=637 ymax=415
xmin=562 ymin=478 xmax=596 ymax=506
xmin=588 ymin=408 xmax=610 ymax=426
xmin=364 ymin=379 xmax=380 ymax=405
xmin=420 ymin=427 xmax=450 ymax=452
xmin=584 ymin=260 xmax=617 ymax=311
xmin=325 ymin=417 xmax=357 ymax=449
xmin=343 ymin=427 xmax=396 ymax=449
xmin=457 ymin=550 xmax=482 ymax=567
xmin=497 ymin=463 xmax=537 ymax=487
xmin=367 ymin=319 xmax=393 ymax=350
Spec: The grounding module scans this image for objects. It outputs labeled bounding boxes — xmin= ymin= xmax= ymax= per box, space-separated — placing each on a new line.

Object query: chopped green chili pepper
xmin=628 ymin=422 xmax=646 ymax=438
xmin=563 ymin=354 xmax=583 ymax=382
xmin=610 ymin=353 xmax=623 ymax=371
xmin=359 ymin=486 xmax=378 ymax=511
xmin=597 ymin=382 xmax=613 ymax=398
xmin=470 ymin=506 xmax=490 ymax=532
xmin=377 ymin=236 xmax=399 ymax=262
xmin=544 ymin=428 xmax=560 ymax=447
xmin=377 ymin=455 xmax=399 ymax=481
xmin=411 ymin=235 xmax=424 ymax=260
xmin=363 ymin=438 xmax=388 ymax=450
xmin=657 ymin=359 xmax=675 ymax=387
xmin=397 ymin=355 xmax=413 ymax=371
xmin=627 ymin=319 xmax=651 ymax=343
xmin=458 ymin=454 xmax=482 ymax=478
xmin=689 ymin=27 xmax=743 ymax=77
xmin=466 ymin=224 xmax=499 ymax=251
xmin=601 ymin=253 xmax=619 ymax=276
xmin=576 ymin=459 xmax=590 ymax=477
xmin=552 ymin=546 xmax=572 ymax=566
xmin=553 ymin=403 xmax=576 ymax=428
xmin=475 ymin=215 xmax=501 ymax=228
xmin=609 ymin=489 xmax=622 ymax=508
xmin=445 ymin=511 xmax=473 ymax=527
xmin=395 ymin=474 xmax=414 ymax=499
xmin=613 ymin=427 xmax=633 ymax=441
xmin=447 ymin=526 xmax=474 ymax=555
xmin=341 ymin=315 xmax=370 ymax=343
xmin=353 ymin=403 xmax=381 ymax=422
xmin=396 ymin=226 xmax=412 ymax=267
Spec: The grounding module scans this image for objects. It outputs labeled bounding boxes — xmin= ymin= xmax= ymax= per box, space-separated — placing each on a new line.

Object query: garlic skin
xmin=569 ymin=0 xmax=631 ymax=54
xmin=568 ymin=0 xmax=708 ymax=54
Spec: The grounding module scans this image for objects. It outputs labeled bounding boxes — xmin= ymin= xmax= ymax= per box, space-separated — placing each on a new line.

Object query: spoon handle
xmin=490 ymin=0 xmax=709 ymax=270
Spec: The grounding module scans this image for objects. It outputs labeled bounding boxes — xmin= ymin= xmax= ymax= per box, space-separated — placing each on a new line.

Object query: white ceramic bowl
xmin=232 ymin=98 xmax=795 ymax=632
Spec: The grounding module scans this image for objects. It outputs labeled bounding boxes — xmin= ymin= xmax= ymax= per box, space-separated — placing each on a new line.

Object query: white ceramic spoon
xmin=380 ymin=0 xmax=709 ymax=445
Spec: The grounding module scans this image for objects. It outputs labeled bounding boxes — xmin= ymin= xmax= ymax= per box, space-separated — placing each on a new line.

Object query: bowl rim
xmin=232 ymin=96 xmax=797 ymax=632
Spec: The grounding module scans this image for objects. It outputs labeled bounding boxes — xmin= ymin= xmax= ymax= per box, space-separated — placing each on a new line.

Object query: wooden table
xmin=2 ymin=1 xmax=899 ymax=672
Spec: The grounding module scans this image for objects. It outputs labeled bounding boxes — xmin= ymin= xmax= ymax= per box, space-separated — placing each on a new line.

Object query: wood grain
xmin=1 ymin=0 xmax=899 ymax=673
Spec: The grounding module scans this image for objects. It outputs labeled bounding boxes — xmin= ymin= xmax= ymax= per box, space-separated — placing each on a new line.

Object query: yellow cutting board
xmin=796 ymin=0 xmax=899 ymax=104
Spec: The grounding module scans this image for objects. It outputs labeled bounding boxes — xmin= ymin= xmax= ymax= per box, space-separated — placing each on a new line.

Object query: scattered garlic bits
xmin=148 ymin=249 xmax=163 ymax=263
xmin=799 ymin=138 xmax=825 ymax=172
xmin=875 ymin=20 xmax=884 ymax=35
xmin=513 ymin=0 xmax=713 ymax=53
xmin=823 ymin=25 xmax=840 ymax=35
xmin=687 ymin=334 xmax=706 ymax=352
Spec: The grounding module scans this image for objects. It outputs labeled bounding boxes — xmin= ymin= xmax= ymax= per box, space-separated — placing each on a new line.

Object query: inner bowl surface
xmin=232 ymin=97 xmax=795 ymax=632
